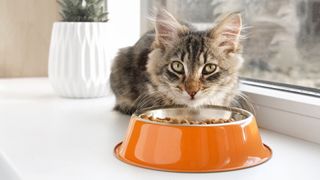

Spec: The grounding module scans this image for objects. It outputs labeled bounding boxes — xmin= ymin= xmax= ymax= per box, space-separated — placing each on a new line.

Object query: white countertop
xmin=1 ymin=78 xmax=320 ymax=180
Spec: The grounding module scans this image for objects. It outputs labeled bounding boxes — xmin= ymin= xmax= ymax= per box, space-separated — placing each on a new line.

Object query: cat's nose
xmin=187 ymin=91 xmax=198 ymax=99
xmin=185 ymin=79 xmax=200 ymax=99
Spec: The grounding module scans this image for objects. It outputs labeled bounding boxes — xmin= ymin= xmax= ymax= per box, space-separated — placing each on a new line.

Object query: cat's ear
xmin=153 ymin=9 xmax=188 ymax=49
xmin=208 ymin=13 xmax=242 ymax=55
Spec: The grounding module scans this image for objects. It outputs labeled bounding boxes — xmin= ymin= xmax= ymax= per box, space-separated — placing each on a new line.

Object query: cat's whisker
xmin=134 ymin=91 xmax=171 ymax=111
xmin=232 ymin=92 xmax=256 ymax=114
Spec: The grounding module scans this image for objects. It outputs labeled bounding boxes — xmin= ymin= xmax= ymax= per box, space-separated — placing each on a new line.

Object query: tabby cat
xmin=110 ymin=9 xmax=251 ymax=115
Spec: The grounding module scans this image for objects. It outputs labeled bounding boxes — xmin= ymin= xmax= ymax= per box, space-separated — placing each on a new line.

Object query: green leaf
xmin=96 ymin=0 xmax=105 ymax=6
xmin=57 ymin=0 xmax=67 ymax=9
xmin=57 ymin=0 xmax=108 ymax=22
xmin=97 ymin=12 xmax=108 ymax=22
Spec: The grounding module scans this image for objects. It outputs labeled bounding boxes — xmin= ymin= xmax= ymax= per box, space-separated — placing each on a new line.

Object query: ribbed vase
xmin=48 ymin=22 xmax=109 ymax=98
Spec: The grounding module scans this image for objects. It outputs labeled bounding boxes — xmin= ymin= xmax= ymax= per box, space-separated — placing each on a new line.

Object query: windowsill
xmin=240 ymin=81 xmax=320 ymax=144
xmin=0 ymin=78 xmax=320 ymax=179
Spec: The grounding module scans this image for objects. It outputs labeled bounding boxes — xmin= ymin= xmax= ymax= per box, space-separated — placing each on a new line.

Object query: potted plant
xmin=48 ymin=0 xmax=109 ymax=98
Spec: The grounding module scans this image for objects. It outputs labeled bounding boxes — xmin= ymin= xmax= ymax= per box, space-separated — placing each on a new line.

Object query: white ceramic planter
xmin=48 ymin=22 xmax=109 ymax=98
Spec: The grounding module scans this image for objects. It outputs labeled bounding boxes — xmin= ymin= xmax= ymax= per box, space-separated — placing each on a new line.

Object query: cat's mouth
xmin=188 ymin=96 xmax=198 ymax=101
xmin=170 ymin=87 xmax=204 ymax=105
xmin=185 ymin=93 xmax=201 ymax=102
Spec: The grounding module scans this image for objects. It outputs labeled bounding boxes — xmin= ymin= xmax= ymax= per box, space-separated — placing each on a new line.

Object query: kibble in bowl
xmin=139 ymin=114 xmax=236 ymax=125
xmin=136 ymin=105 xmax=245 ymax=126
xmin=114 ymin=105 xmax=272 ymax=172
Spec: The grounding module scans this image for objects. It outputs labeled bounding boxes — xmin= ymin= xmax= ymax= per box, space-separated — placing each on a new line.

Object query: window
xmin=141 ymin=0 xmax=320 ymax=93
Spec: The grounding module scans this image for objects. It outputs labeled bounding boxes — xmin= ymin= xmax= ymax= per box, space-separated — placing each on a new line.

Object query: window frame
xmin=140 ymin=0 xmax=320 ymax=144
xmin=240 ymin=80 xmax=320 ymax=144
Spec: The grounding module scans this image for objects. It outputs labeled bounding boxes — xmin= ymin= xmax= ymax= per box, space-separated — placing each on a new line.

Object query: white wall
xmin=106 ymin=0 xmax=141 ymax=59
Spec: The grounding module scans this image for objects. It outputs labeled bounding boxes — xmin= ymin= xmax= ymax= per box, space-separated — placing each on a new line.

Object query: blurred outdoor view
xmin=145 ymin=0 xmax=320 ymax=90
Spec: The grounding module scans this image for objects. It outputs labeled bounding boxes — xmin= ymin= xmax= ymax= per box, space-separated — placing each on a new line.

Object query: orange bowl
xmin=114 ymin=106 xmax=272 ymax=172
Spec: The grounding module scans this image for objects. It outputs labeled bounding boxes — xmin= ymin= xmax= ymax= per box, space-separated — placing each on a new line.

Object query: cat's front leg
xmin=113 ymin=97 xmax=138 ymax=115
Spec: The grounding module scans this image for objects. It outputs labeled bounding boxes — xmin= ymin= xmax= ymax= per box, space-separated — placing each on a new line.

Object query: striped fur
xmin=110 ymin=10 xmax=251 ymax=115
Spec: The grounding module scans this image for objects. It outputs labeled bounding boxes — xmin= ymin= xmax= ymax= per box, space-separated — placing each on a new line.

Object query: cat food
xmin=139 ymin=114 xmax=235 ymax=125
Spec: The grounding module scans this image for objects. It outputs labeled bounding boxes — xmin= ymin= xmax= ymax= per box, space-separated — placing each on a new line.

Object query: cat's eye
xmin=202 ymin=64 xmax=217 ymax=75
xmin=171 ymin=61 xmax=184 ymax=74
